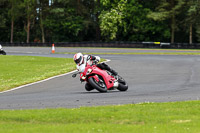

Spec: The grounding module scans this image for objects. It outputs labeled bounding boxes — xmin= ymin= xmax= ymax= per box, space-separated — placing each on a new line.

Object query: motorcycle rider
xmin=73 ymin=52 xmax=118 ymax=75
xmin=0 ymin=44 xmax=2 ymax=51
xmin=73 ymin=52 xmax=118 ymax=91
xmin=0 ymin=44 xmax=6 ymax=55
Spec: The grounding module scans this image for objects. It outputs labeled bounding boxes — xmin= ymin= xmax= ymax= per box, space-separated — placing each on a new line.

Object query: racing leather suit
xmin=76 ymin=55 xmax=118 ymax=75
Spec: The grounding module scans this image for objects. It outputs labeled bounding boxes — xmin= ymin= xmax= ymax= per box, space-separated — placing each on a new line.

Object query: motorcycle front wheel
xmin=85 ymin=83 xmax=94 ymax=91
xmin=117 ymin=75 xmax=128 ymax=91
xmin=0 ymin=51 xmax=6 ymax=55
xmin=88 ymin=76 xmax=107 ymax=93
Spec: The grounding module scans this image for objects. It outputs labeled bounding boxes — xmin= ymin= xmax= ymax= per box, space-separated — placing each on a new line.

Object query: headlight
xmin=82 ymin=76 xmax=86 ymax=80
xmin=86 ymin=68 xmax=92 ymax=75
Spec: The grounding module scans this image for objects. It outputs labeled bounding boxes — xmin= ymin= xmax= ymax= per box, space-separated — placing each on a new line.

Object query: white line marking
xmin=0 ymin=70 xmax=77 ymax=94
xmin=0 ymin=59 xmax=111 ymax=94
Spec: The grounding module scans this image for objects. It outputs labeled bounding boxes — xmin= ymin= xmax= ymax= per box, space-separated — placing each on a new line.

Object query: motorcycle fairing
xmin=87 ymin=65 xmax=115 ymax=89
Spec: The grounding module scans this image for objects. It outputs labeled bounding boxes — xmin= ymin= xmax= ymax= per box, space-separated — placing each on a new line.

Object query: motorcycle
xmin=72 ymin=62 xmax=128 ymax=93
xmin=0 ymin=45 xmax=6 ymax=55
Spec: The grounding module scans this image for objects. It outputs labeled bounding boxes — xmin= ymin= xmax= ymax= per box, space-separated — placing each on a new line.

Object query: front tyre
xmin=88 ymin=76 xmax=107 ymax=93
xmin=117 ymin=75 xmax=128 ymax=91
xmin=2 ymin=51 xmax=6 ymax=55
xmin=85 ymin=83 xmax=94 ymax=91
xmin=0 ymin=51 xmax=6 ymax=55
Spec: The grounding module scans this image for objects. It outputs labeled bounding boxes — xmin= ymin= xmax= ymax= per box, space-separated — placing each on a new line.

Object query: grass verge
xmin=0 ymin=101 xmax=200 ymax=133
xmin=0 ymin=55 xmax=76 ymax=92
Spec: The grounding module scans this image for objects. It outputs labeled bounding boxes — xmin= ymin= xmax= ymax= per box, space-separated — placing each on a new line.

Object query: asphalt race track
xmin=0 ymin=47 xmax=200 ymax=109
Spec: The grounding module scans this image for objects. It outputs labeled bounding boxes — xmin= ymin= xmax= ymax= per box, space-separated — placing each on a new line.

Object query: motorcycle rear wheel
xmin=88 ymin=76 xmax=107 ymax=93
xmin=117 ymin=75 xmax=128 ymax=91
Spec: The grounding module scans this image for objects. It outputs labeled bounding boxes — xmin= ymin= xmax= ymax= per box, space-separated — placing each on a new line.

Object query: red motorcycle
xmin=72 ymin=63 xmax=128 ymax=92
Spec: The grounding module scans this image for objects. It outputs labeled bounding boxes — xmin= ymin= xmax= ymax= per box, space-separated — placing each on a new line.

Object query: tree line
xmin=0 ymin=0 xmax=200 ymax=44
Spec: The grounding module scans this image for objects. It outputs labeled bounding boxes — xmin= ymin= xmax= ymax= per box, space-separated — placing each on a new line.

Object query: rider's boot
xmin=110 ymin=69 xmax=118 ymax=76
xmin=102 ymin=63 xmax=118 ymax=76
xmin=99 ymin=62 xmax=118 ymax=76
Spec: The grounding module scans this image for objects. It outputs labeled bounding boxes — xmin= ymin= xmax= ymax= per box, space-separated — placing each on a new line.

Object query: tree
xmin=99 ymin=0 xmax=127 ymax=40
xmin=37 ymin=0 xmax=49 ymax=43
xmin=42 ymin=0 xmax=85 ymax=42
xmin=99 ymin=0 xmax=170 ymax=42
xmin=148 ymin=0 xmax=185 ymax=43
xmin=0 ymin=0 xmax=9 ymax=42
xmin=23 ymin=0 xmax=37 ymax=43
xmin=0 ymin=0 xmax=7 ymax=28
xmin=197 ymin=26 xmax=200 ymax=42
xmin=1 ymin=0 xmax=200 ymax=43
xmin=8 ymin=0 xmax=23 ymax=43
xmin=74 ymin=0 xmax=102 ymax=41
xmin=95 ymin=0 xmax=101 ymax=41
xmin=123 ymin=0 xmax=170 ymax=42
xmin=185 ymin=0 xmax=200 ymax=44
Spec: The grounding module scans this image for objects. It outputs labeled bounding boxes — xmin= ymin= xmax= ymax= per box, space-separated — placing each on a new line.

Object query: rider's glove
xmin=87 ymin=55 xmax=92 ymax=61
xmin=92 ymin=60 xmax=97 ymax=65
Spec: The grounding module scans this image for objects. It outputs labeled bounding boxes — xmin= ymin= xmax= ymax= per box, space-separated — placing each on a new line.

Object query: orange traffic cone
xmin=52 ymin=44 xmax=55 ymax=53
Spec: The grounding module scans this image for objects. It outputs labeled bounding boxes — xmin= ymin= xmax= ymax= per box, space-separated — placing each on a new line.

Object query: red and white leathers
xmin=73 ymin=53 xmax=118 ymax=75
xmin=76 ymin=54 xmax=100 ymax=73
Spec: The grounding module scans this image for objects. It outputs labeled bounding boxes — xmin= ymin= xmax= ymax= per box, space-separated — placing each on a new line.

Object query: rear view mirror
xmin=72 ymin=73 xmax=77 ymax=78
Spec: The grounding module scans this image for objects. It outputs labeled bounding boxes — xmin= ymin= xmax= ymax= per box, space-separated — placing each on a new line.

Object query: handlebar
xmin=92 ymin=60 xmax=99 ymax=65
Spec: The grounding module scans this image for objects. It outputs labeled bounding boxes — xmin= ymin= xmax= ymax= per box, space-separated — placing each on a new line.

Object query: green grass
xmin=0 ymin=101 xmax=200 ymax=133
xmin=0 ymin=55 xmax=76 ymax=92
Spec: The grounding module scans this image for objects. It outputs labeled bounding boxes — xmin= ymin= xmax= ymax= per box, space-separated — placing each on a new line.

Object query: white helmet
xmin=73 ymin=53 xmax=83 ymax=65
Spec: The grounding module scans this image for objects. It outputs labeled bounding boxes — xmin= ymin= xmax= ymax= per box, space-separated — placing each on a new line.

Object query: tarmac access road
xmin=0 ymin=47 xmax=200 ymax=109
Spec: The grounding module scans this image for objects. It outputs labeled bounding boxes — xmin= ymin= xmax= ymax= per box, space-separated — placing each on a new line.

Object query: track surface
xmin=0 ymin=47 xmax=200 ymax=109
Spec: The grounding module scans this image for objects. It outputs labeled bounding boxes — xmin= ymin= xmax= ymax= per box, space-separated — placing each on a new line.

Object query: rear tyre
xmin=117 ymin=75 xmax=128 ymax=91
xmin=88 ymin=76 xmax=107 ymax=93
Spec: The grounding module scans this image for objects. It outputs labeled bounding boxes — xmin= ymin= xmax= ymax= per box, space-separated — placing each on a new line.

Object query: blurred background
xmin=0 ymin=0 xmax=200 ymax=44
